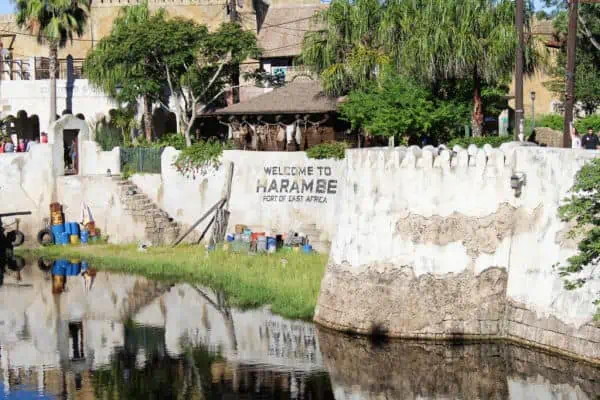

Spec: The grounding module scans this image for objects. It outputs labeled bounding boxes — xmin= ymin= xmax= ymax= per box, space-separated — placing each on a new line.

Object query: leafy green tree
xmin=544 ymin=4 xmax=600 ymax=115
xmin=160 ymin=22 xmax=259 ymax=145
xmin=339 ymin=76 xmax=470 ymax=143
xmin=85 ymin=4 xmax=158 ymax=142
xmin=384 ymin=0 xmax=538 ymax=137
xmin=85 ymin=3 xmax=259 ymax=146
xmin=558 ymin=158 xmax=600 ymax=317
xmin=13 ymin=0 xmax=90 ymax=125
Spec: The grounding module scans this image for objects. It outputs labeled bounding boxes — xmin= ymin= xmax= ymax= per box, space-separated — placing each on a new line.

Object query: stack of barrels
xmin=49 ymin=203 xmax=97 ymax=245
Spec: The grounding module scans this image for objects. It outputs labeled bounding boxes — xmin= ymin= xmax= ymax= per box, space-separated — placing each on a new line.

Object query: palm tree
xmin=381 ymin=0 xmax=537 ymax=137
xmin=301 ymin=0 xmax=390 ymax=96
xmin=13 ymin=0 xmax=90 ymax=126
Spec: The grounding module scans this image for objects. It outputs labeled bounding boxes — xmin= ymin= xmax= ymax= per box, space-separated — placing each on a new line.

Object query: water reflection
xmin=0 ymin=259 xmax=599 ymax=399
xmin=318 ymin=329 xmax=600 ymax=400
xmin=0 ymin=259 xmax=332 ymax=399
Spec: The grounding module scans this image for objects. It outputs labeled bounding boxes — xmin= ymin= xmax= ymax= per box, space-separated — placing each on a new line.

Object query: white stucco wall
xmin=131 ymin=148 xmax=344 ymax=242
xmin=79 ymin=141 xmax=120 ymax=176
xmin=0 ymin=79 xmax=116 ymax=134
xmin=0 ymin=144 xmax=54 ymax=240
xmin=56 ymin=176 xmax=147 ymax=243
xmin=318 ymin=144 xmax=600 ymax=362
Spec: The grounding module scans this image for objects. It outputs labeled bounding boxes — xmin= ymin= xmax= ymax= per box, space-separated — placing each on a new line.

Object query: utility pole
xmin=563 ymin=0 xmax=578 ymax=148
xmin=514 ymin=0 xmax=525 ymax=141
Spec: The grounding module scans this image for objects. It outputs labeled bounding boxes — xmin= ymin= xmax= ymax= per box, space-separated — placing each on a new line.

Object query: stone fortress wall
xmin=316 ymin=144 xmax=600 ymax=364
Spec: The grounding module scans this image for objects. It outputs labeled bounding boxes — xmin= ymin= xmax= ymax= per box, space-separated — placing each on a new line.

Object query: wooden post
xmin=210 ymin=161 xmax=235 ymax=246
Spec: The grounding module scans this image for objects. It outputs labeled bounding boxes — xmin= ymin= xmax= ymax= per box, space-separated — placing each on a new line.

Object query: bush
xmin=447 ymin=135 xmax=512 ymax=148
xmin=576 ymin=114 xmax=600 ymax=133
xmin=306 ymin=142 xmax=348 ymax=160
xmin=95 ymin=123 xmax=123 ymax=151
xmin=153 ymin=133 xmax=187 ymax=150
xmin=174 ymin=139 xmax=233 ymax=178
xmin=536 ymin=114 xmax=564 ymax=131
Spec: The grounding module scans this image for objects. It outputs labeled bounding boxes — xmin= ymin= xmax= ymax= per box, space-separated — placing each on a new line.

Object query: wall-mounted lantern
xmin=106 ymin=168 xmax=111 ymax=177
xmin=511 ymin=172 xmax=526 ymax=197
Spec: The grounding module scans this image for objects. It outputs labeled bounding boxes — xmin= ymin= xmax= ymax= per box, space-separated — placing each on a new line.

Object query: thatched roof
xmin=258 ymin=5 xmax=325 ymax=58
xmin=212 ymin=80 xmax=338 ymax=115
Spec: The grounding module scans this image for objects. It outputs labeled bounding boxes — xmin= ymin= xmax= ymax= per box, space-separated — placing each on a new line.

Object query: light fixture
xmin=530 ymin=91 xmax=536 ymax=102
xmin=115 ymin=84 xmax=123 ymax=96
xmin=106 ymin=168 xmax=111 ymax=177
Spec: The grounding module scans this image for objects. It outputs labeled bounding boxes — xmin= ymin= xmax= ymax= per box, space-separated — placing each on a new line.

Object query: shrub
xmin=447 ymin=135 xmax=512 ymax=148
xmin=174 ymin=139 xmax=233 ymax=178
xmin=576 ymin=114 xmax=600 ymax=133
xmin=154 ymin=133 xmax=187 ymax=150
xmin=536 ymin=114 xmax=564 ymax=131
xmin=95 ymin=123 xmax=123 ymax=151
xmin=306 ymin=142 xmax=348 ymax=160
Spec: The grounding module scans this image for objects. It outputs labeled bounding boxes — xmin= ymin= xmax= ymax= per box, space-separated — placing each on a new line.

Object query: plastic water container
xmin=59 ymin=232 xmax=70 ymax=246
xmin=70 ymin=234 xmax=80 ymax=245
xmin=302 ymin=244 xmax=313 ymax=253
xmin=267 ymin=237 xmax=277 ymax=253
xmin=80 ymin=231 xmax=89 ymax=244
xmin=257 ymin=236 xmax=267 ymax=253
xmin=226 ymin=233 xmax=235 ymax=242
xmin=51 ymin=224 xmax=65 ymax=243
xmin=64 ymin=223 xmax=72 ymax=235
xmin=70 ymin=222 xmax=80 ymax=236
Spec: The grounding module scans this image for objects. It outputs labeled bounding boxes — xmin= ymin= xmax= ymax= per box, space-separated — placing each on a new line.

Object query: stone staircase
xmin=113 ymin=176 xmax=182 ymax=245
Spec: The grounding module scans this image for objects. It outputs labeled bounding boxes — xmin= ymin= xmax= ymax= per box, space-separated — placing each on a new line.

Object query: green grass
xmin=19 ymin=244 xmax=328 ymax=320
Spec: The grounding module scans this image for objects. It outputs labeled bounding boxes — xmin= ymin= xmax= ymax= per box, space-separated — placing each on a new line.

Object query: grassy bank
xmin=19 ymin=245 xmax=328 ymax=320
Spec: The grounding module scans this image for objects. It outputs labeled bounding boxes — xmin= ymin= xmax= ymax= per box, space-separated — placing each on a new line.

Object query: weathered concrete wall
xmin=57 ymin=176 xmax=148 ymax=243
xmin=316 ymin=145 xmax=600 ymax=363
xmin=79 ymin=141 xmax=120 ymax=176
xmin=0 ymin=144 xmax=54 ymax=240
xmin=132 ymin=148 xmax=344 ymax=243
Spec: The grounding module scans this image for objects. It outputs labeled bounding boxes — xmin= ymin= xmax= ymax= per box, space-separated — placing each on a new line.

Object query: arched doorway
xmin=48 ymin=115 xmax=90 ymax=177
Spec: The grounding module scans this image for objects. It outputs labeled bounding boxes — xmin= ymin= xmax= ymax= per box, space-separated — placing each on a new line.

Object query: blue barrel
xmin=64 ymin=223 xmax=72 ymax=235
xmin=51 ymin=224 xmax=65 ymax=243
xmin=70 ymin=222 xmax=80 ymax=236
xmin=81 ymin=261 xmax=89 ymax=272
xmin=267 ymin=237 xmax=277 ymax=253
xmin=80 ymin=230 xmax=89 ymax=244
xmin=59 ymin=232 xmax=70 ymax=245
xmin=68 ymin=263 xmax=81 ymax=276
xmin=226 ymin=234 xmax=235 ymax=242
xmin=302 ymin=244 xmax=313 ymax=253
xmin=52 ymin=259 xmax=69 ymax=275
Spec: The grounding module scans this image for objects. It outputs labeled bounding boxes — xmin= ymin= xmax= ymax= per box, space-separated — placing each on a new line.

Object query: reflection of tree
xmin=191 ymin=286 xmax=238 ymax=351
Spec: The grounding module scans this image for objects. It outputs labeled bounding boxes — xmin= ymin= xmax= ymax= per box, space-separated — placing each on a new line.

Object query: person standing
xmin=581 ymin=127 xmax=600 ymax=150
xmin=570 ymin=124 xmax=582 ymax=149
xmin=4 ymin=139 xmax=14 ymax=153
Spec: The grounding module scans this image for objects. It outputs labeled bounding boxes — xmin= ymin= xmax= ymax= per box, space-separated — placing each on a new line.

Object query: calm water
xmin=0 ymin=259 xmax=599 ymax=399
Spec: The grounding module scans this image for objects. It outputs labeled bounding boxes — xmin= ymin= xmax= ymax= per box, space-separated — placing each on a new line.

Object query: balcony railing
xmin=0 ymin=57 xmax=84 ymax=81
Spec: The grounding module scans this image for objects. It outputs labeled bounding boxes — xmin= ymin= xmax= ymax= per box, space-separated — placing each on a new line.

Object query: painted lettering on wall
xmin=257 ymin=165 xmax=338 ymax=204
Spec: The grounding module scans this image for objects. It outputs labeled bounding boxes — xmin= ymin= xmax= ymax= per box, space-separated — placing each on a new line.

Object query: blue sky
xmin=0 ymin=0 xmax=553 ymax=15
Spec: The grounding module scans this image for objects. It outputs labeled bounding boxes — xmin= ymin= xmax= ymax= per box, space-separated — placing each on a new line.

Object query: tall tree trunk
xmin=471 ymin=70 xmax=484 ymax=137
xmin=49 ymin=44 xmax=58 ymax=125
xmin=143 ymin=95 xmax=153 ymax=142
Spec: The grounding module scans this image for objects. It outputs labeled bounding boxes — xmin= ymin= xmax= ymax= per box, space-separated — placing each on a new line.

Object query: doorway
xmin=63 ymin=129 xmax=79 ymax=175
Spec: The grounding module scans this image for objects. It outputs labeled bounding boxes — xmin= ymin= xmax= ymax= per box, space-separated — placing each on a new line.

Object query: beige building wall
xmin=0 ymin=0 xmax=259 ymax=60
